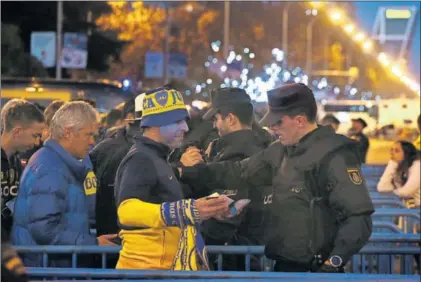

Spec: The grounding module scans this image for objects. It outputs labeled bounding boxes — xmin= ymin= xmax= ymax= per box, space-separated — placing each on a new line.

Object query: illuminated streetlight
xmin=377 ymin=52 xmax=390 ymax=66
xmin=310 ymin=2 xmax=324 ymax=8
xmin=185 ymin=4 xmax=193 ymax=12
xmin=344 ymin=24 xmax=354 ymax=33
xmin=362 ymin=41 xmax=373 ymax=52
xmin=354 ymin=32 xmax=365 ymax=42
xmin=391 ymin=66 xmax=403 ymax=77
xmin=329 ymin=10 xmax=342 ymax=22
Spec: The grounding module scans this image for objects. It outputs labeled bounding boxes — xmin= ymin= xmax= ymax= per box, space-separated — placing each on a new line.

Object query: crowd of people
xmin=1 ymin=83 xmax=420 ymax=280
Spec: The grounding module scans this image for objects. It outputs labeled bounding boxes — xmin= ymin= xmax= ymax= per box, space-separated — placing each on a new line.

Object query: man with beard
xmin=114 ymin=86 xmax=230 ymax=270
xmin=180 ymin=87 xmax=273 ymax=270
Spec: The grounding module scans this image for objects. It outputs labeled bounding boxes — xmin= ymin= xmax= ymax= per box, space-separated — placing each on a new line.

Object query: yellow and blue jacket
xmin=114 ymin=136 xmax=207 ymax=270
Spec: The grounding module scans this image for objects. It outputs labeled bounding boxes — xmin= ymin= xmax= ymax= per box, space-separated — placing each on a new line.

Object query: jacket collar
xmin=215 ymin=130 xmax=258 ymax=152
xmin=286 ymin=125 xmax=335 ymax=156
xmin=134 ymin=135 xmax=171 ymax=159
xmin=44 ymin=139 xmax=90 ymax=181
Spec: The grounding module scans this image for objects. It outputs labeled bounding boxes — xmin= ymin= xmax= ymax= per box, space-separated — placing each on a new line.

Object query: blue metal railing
xmin=373 ymin=208 xmax=420 ymax=233
xmin=15 ymin=233 xmax=421 ymax=274
xmin=26 ymin=268 xmax=420 ymax=281
xmin=373 ymin=221 xmax=404 ymax=233
xmin=372 ymin=199 xmax=408 ymax=208
xmin=370 ymin=192 xmax=401 ymax=200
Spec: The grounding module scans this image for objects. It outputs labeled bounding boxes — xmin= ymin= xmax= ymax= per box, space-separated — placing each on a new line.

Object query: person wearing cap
xmin=320 ymin=114 xmax=341 ymax=133
xmin=348 ymin=118 xmax=370 ymax=163
xmin=114 ymin=86 xmax=230 ymax=270
xmin=178 ymin=83 xmax=374 ymax=273
xmin=180 ymin=87 xmax=273 ymax=270
xmin=90 ymin=95 xmax=144 ymax=239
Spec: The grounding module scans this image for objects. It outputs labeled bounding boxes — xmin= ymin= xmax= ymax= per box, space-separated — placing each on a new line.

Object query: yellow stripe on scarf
xmin=165 ymin=199 xmax=210 ymax=271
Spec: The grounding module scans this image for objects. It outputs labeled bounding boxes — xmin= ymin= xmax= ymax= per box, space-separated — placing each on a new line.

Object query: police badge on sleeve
xmin=347 ymin=168 xmax=363 ymax=185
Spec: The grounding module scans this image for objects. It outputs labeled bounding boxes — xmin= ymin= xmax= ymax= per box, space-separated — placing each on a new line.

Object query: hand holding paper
xmin=206 ymin=192 xmax=250 ymax=220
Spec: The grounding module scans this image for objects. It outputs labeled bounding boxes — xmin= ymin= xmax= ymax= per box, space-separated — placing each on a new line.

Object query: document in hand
xmin=206 ymin=192 xmax=250 ymax=217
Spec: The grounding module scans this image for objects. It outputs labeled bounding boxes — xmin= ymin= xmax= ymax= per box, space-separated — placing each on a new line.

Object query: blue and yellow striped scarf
xmin=161 ymin=199 xmax=210 ymax=271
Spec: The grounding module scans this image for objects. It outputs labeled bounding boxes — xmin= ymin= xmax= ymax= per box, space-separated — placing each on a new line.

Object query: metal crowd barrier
xmin=361 ymin=164 xmax=385 ymax=189
xmin=354 ymin=232 xmax=420 ymax=275
xmin=370 ymin=192 xmax=401 ymax=200
xmin=373 ymin=208 xmax=420 ymax=234
xmin=15 ymin=233 xmax=420 ymax=274
xmin=361 ymin=164 xmax=386 ymax=175
xmin=26 ymin=268 xmax=421 ymax=281
xmin=373 ymin=221 xmax=404 ymax=233
xmin=372 ymin=199 xmax=408 ymax=208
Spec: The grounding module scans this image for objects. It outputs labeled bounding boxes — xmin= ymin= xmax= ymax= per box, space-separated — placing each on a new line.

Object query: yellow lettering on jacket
xmin=84 ymin=171 xmax=97 ymax=196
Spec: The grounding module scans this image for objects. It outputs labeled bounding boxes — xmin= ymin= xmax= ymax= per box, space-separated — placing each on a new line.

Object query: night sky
xmin=355 ymin=1 xmax=420 ymax=79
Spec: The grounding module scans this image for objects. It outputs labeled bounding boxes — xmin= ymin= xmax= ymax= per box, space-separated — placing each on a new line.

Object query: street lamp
xmin=223 ymin=0 xmax=230 ymax=59
xmin=329 ymin=9 xmax=343 ymax=23
xmin=282 ymin=2 xmax=292 ymax=69
xmin=306 ymin=12 xmax=318 ymax=84
xmin=362 ymin=41 xmax=373 ymax=53
xmin=344 ymin=24 xmax=355 ymax=34
xmin=163 ymin=5 xmax=172 ymax=84
xmin=185 ymin=4 xmax=193 ymax=13
xmin=56 ymin=1 xmax=63 ymax=80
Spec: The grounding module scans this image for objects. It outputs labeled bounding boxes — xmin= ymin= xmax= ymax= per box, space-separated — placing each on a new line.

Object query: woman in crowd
xmin=377 ymin=140 xmax=420 ymax=209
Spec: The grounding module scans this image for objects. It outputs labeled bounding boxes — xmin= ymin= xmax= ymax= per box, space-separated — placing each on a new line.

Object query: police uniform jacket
xmin=180 ymin=126 xmax=374 ymax=266
xmin=114 ymin=136 xmax=184 ymax=270
xmin=192 ymin=129 xmax=273 ymax=246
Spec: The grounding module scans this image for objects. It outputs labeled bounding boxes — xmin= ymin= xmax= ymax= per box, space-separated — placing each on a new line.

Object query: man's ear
xmin=295 ymin=115 xmax=307 ymax=128
xmin=62 ymin=127 xmax=73 ymax=140
xmin=11 ymin=127 xmax=22 ymax=138
xmin=226 ymin=113 xmax=238 ymax=126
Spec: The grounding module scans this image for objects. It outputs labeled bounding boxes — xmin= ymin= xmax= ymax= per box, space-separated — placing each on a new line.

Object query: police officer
xmin=179 ymin=83 xmax=374 ymax=272
xmin=180 ymin=87 xmax=273 ymax=270
xmin=320 ymin=114 xmax=340 ymax=133
xmin=348 ymin=118 xmax=370 ymax=163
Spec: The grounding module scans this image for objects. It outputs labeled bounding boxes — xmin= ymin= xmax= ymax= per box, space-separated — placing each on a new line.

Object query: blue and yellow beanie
xmin=140 ymin=86 xmax=190 ymax=127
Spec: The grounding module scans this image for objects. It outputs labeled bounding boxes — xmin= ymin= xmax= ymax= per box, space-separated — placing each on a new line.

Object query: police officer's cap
xmin=352 ymin=118 xmax=368 ymax=128
xmin=202 ymin=87 xmax=251 ymax=120
xmin=259 ymin=83 xmax=316 ymax=126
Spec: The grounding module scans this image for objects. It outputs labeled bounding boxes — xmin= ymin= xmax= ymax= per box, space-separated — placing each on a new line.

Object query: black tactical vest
xmin=265 ymin=130 xmax=358 ymax=264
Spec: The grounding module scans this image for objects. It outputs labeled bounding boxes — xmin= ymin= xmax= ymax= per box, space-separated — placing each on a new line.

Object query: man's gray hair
xmin=50 ymin=101 xmax=99 ymax=140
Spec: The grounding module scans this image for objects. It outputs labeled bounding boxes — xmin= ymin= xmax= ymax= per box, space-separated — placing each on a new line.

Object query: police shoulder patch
xmin=347 ymin=168 xmax=363 ymax=185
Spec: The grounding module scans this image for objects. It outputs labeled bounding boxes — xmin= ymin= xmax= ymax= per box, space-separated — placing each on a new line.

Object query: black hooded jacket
xmin=185 ymin=128 xmax=274 ymax=246
xmin=90 ymin=124 xmax=141 ymax=236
